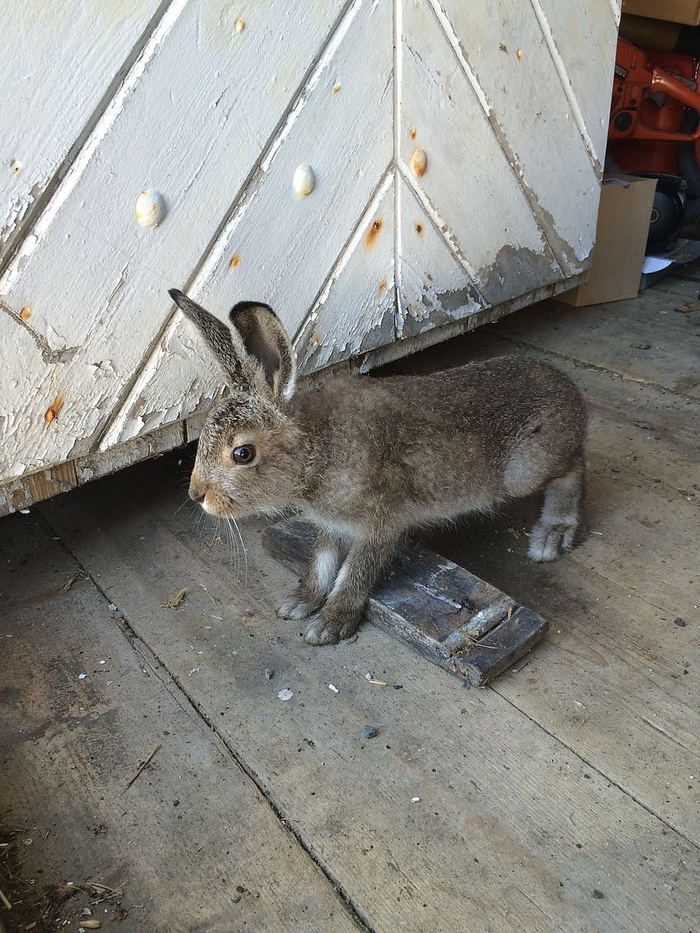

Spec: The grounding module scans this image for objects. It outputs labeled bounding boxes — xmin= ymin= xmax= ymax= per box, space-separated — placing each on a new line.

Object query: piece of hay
xmin=161 ymin=588 xmax=188 ymax=609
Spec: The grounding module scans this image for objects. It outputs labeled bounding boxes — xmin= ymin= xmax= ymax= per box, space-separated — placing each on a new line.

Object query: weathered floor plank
xmin=490 ymin=293 xmax=700 ymax=397
xmin=37 ymin=456 xmax=700 ymax=933
xmin=0 ymin=512 xmax=363 ymax=933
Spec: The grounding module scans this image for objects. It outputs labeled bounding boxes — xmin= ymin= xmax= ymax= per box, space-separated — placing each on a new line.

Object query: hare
xmin=169 ymin=288 xmax=587 ymax=645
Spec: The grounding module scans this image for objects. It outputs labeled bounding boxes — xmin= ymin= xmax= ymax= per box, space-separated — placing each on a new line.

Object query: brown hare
xmin=169 ymin=289 xmax=587 ymax=645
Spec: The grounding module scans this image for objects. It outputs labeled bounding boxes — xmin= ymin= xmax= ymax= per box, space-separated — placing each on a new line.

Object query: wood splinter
xmin=120 ymin=743 xmax=162 ymax=795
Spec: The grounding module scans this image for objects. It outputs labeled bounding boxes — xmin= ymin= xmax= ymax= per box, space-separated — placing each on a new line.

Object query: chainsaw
xmin=608 ymin=37 xmax=700 ymax=251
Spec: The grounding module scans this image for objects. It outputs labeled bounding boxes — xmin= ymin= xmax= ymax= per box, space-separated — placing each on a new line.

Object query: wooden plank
xmin=0 ymin=0 xmax=350 ymax=481
xmin=0 ymin=0 xmax=163 ymax=255
xmin=0 ymin=422 xmax=186 ymax=516
xmin=359 ymin=272 xmax=588 ymax=373
xmin=534 ymin=0 xmax=621 ymax=164
xmin=398 ymin=0 xmax=563 ymax=306
xmin=0 ymin=511 xmax=362 ymax=932
xmin=0 ymin=460 xmax=76 ymax=516
xmin=294 ymin=176 xmax=395 ymax=373
xmin=74 ymin=421 xmax=187 ymax=484
xmin=262 ymin=518 xmax=548 ymax=686
xmin=396 ymin=176 xmax=485 ymax=339
xmin=433 ymin=0 xmax=604 ymax=268
xmin=38 ymin=457 xmax=700 ymax=932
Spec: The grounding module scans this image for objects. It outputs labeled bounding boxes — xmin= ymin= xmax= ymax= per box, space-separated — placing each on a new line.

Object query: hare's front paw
xmin=528 ymin=520 xmax=585 ymax=562
xmin=278 ymin=589 xmax=323 ymax=621
xmin=304 ymin=606 xmax=364 ymax=645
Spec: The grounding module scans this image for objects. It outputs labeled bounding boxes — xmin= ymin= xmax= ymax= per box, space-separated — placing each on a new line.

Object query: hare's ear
xmin=169 ymin=289 xmax=251 ymax=388
xmin=229 ymin=301 xmax=297 ymax=401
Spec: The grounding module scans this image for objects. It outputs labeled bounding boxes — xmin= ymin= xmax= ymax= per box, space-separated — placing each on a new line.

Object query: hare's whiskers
xmin=230 ymin=516 xmax=249 ymax=585
xmin=222 ymin=514 xmax=238 ymax=568
xmin=174 ymin=495 xmax=192 ymax=516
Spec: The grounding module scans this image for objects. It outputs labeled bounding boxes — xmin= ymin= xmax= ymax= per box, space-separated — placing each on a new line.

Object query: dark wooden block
xmin=262 ymin=519 xmax=549 ymax=686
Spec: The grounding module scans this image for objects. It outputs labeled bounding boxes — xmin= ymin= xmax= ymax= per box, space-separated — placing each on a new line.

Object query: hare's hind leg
xmin=278 ymin=529 xmax=344 ymax=621
xmin=528 ymin=462 xmax=586 ymax=562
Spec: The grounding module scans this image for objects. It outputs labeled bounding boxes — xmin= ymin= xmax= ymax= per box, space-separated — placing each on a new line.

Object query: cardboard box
xmin=558 ymin=174 xmax=657 ymax=307
xmin=621 ymin=0 xmax=700 ymax=26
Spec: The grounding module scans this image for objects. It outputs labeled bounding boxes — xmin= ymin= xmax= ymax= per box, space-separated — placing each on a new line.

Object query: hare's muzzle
xmin=189 ymin=477 xmax=206 ymax=505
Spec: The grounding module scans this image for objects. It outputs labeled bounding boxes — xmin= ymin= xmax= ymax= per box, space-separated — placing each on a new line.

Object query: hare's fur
xmin=170 ymin=289 xmax=587 ymax=645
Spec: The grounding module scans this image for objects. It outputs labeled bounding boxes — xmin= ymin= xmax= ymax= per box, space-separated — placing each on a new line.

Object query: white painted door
xmin=0 ymin=0 xmax=620 ymax=513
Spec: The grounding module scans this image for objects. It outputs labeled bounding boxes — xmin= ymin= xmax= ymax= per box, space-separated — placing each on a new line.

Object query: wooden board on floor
xmin=262 ymin=518 xmax=549 ymax=686
xmin=36 ymin=454 xmax=700 ymax=933
xmin=0 ymin=512 xmax=362 ymax=933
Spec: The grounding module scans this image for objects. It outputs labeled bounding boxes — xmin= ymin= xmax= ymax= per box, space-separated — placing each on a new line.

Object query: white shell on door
xmin=0 ymin=0 xmax=621 ymax=511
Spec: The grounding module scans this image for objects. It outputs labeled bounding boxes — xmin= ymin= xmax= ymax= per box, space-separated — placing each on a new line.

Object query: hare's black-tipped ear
xmin=169 ymin=288 xmax=250 ymax=387
xmin=229 ymin=301 xmax=297 ymax=401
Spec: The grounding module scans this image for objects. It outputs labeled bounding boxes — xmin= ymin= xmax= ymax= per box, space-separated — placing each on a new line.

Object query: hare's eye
xmin=232 ymin=445 xmax=255 ymax=465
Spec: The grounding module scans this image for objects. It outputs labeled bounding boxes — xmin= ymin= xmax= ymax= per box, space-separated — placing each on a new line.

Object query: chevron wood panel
xmin=0 ymin=0 xmax=621 ymax=499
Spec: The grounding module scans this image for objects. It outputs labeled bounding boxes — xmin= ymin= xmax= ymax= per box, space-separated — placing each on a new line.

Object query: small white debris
xmin=99 ymin=660 xmax=106 ymax=665
xmin=277 ymin=688 xmax=294 ymax=701
xmin=189 ymin=667 xmax=200 ymax=676
xmin=78 ymin=673 xmax=87 ymax=680
xmin=20 ymin=508 xmax=30 ymax=514
xmin=108 ymin=604 xmax=117 ymax=611
xmin=411 ymin=797 xmax=421 ymax=803
xmin=328 ymin=683 xmax=339 ymax=693
xmin=365 ymin=673 xmax=372 ymax=681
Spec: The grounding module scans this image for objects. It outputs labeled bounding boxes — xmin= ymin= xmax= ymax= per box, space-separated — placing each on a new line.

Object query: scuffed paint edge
xmin=0 ymin=420 xmax=186 ymax=517
xmin=608 ymin=0 xmax=622 ymax=27
xmin=359 ymin=271 xmax=589 ymax=372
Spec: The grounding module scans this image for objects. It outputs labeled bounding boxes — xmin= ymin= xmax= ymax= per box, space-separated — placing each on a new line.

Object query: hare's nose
xmin=189 ymin=482 xmax=206 ymax=504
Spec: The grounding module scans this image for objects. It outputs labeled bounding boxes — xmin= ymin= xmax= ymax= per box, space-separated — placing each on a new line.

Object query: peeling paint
xmin=2 ymin=196 xmax=33 ymax=245
xmin=0 ymin=298 xmax=80 ymax=364
xmin=478 ymin=242 xmax=560 ymax=305
xmin=90 ymin=359 xmax=117 ymax=375
xmin=298 ymin=309 xmax=394 ymax=373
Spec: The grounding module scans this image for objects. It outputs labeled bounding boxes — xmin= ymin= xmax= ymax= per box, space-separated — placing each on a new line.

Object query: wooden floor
xmin=1 ymin=276 xmax=699 ymax=933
